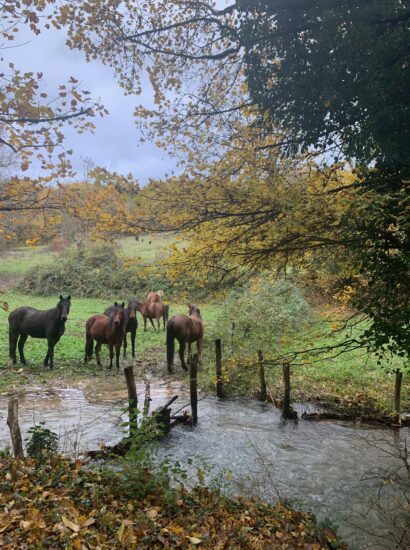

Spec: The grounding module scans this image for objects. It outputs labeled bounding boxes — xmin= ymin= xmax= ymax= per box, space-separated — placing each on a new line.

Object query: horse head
xmin=58 ymin=295 xmax=71 ymax=322
xmin=113 ymin=302 xmax=125 ymax=327
xmin=188 ymin=304 xmax=201 ymax=318
xmin=128 ymin=300 xmax=138 ymax=319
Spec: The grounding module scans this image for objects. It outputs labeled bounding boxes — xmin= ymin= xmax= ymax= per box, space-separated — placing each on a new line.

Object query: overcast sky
xmin=5 ymin=25 xmax=179 ymax=184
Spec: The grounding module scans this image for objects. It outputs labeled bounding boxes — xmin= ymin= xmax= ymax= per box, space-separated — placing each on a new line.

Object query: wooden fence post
xmin=394 ymin=369 xmax=403 ymax=425
xmin=7 ymin=396 xmax=24 ymax=459
xmin=215 ymin=338 xmax=224 ymax=398
xmin=143 ymin=375 xmax=151 ymax=417
xmin=190 ymin=353 xmax=199 ymax=425
xmin=124 ymin=365 xmax=138 ymax=436
xmin=282 ymin=362 xmax=296 ymax=419
xmin=258 ymin=350 xmax=267 ymax=402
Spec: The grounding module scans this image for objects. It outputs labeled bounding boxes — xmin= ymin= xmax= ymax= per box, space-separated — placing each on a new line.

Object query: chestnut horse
xmin=146 ymin=290 xmax=163 ymax=303
xmin=166 ymin=304 xmax=204 ymax=373
xmin=136 ymin=299 xmax=169 ymax=332
xmin=85 ymin=302 xmax=126 ymax=371
xmin=104 ymin=300 xmax=138 ymax=358
xmin=8 ymin=295 xmax=71 ymax=370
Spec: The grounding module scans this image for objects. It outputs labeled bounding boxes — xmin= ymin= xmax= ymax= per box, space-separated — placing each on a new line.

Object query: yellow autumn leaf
xmin=61 ymin=515 xmax=80 ymax=533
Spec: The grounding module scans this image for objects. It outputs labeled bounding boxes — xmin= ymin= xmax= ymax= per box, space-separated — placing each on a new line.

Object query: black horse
xmin=8 ymin=295 xmax=71 ymax=369
xmin=104 ymin=300 xmax=138 ymax=358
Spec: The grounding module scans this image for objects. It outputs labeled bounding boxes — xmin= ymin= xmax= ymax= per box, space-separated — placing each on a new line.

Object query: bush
xmin=215 ymin=275 xmax=312 ymax=355
xmin=49 ymin=238 xmax=70 ymax=252
xmin=25 ymin=422 xmax=58 ymax=461
xmin=18 ymin=241 xmax=175 ymax=299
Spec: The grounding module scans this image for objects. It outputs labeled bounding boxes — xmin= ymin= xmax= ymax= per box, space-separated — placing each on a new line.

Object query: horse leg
xmin=197 ymin=337 xmax=203 ymax=365
xmin=18 ymin=334 xmax=28 ymax=365
xmin=144 ymin=316 xmax=147 ymax=332
xmin=84 ymin=335 xmax=92 ymax=363
xmin=149 ymin=317 xmax=156 ymax=331
xmin=157 ymin=316 xmax=160 ymax=332
xmin=9 ymin=330 xmax=18 ymax=364
xmin=123 ymin=332 xmax=128 ymax=358
xmin=108 ymin=344 xmax=114 ymax=370
xmin=115 ymin=343 xmax=121 ymax=372
xmin=131 ymin=329 xmax=136 ymax=358
xmin=187 ymin=342 xmax=192 ymax=365
xmin=178 ymin=340 xmax=188 ymax=371
xmin=46 ymin=338 xmax=55 ymax=370
xmin=95 ymin=342 xmax=102 ymax=366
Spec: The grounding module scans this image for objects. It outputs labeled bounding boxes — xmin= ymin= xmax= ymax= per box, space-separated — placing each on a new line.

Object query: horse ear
xmin=67 ymin=295 xmax=71 ymax=301
xmin=121 ymin=302 xmax=125 ymax=308
xmin=60 ymin=295 xmax=63 ymax=301
xmin=114 ymin=301 xmax=118 ymax=306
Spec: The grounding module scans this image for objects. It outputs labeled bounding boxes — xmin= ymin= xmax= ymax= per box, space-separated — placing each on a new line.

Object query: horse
xmin=136 ymin=300 xmax=169 ymax=332
xmin=146 ymin=290 xmax=163 ymax=303
xmin=8 ymin=295 xmax=71 ymax=370
xmin=166 ymin=304 xmax=204 ymax=373
xmin=84 ymin=302 xmax=126 ymax=371
xmin=104 ymin=300 xmax=138 ymax=358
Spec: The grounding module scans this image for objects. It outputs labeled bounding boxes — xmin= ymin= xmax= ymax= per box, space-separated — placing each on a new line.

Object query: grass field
xmin=0 ymin=241 xmax=408 ymax=415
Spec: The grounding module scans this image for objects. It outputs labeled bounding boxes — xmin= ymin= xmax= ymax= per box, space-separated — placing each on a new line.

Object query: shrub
xmin=18 ymin=241 xmax=175 ymax=299
xmin=49 ymin=238 xmax=70 ymax=252
xmin=214 ymin=275 xmax=312 ymax=356
xmin=25 ymin=422 xmax=58 ymax=461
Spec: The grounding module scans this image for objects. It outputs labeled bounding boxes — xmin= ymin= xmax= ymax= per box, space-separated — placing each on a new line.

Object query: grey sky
xmin=5 ymin=25 xmax=179 ymax=184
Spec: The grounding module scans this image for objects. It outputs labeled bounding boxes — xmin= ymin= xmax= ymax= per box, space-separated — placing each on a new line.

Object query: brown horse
xmin=166 ymin=304 xmax=204 ymax=373
xmin=146 ymin=290 xmax=163 ymax=303
xmin=136 ymin=300 xmax=169 ymax=332
xmin=84 ymin=302 xmax=126 ymax=371
xmin=104 ymin=300 xmax=138 ymax=358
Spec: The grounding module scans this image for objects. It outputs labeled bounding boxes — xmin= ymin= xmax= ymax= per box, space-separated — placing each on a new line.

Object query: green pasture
xmin=0 ymin=237 xmax=173 ymax=276
xmin=119 ymin=235 xmax=178 ymax=261
xmin=0 ymin=246 xmax=56 ymax=274
xmin=0 ymin=242 xmax=408 ymax=415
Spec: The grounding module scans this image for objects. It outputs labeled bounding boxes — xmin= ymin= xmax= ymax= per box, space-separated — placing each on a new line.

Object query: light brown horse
xmin=146 ymin=290 xmax=163 ymax=303
xmin=136 ymin=299 xmax=169 ymax=332
xmin=166 ymin=304 xmax=204 ymax=373
xmin=84 ymin=302 xmax=126 ymax=371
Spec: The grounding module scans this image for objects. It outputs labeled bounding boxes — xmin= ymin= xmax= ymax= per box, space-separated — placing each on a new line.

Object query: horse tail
xmin=166 ymin=319 xmax=175 ymax=373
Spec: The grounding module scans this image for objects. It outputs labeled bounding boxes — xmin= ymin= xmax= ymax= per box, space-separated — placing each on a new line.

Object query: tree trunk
xmin=258 ymin=350 xmax=267 ymax=401
xmin=190 ymin=353 xmax=198 ymax=425
xmin=7 ymin=396 xmax=24 ymax=459
xmin=215 ymin=338 xmax=224 ymax=398
xmin=124 ymin=365 xmax=138 ymax=436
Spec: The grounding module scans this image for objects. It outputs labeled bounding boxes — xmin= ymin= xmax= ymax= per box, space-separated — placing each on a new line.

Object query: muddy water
xmin=0 ymin=382 xmax=408 ymax=549
xmin=0 ymin=378 xmax=185 ymax=454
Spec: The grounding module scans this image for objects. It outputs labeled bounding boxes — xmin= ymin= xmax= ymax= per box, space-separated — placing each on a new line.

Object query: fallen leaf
xmin=187 ymin=536 xmax=202 ymax=545
xmin=82 ymin=518 xmax=96 ymax=528
xmin=117 ymin=521 xmax=125 ymax=542
xmin=61 ymin=515 xmax=80 ymax=533
xmin=147 ymin=509 xmax=158 ymax=519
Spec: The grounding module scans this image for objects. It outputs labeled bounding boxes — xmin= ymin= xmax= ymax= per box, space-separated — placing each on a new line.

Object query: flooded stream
xmin=0 ymin=381 xmax=408 ymax=549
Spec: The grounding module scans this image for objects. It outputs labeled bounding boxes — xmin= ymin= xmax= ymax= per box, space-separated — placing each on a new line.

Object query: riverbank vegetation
xmin=0 ymin=454 xmax=345 ymax=549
